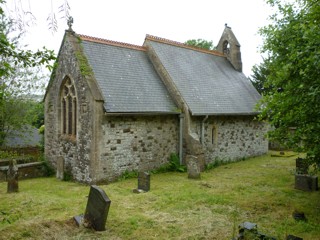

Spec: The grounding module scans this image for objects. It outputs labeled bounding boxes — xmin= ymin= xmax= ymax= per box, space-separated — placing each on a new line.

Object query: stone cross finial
xmin=67 ymin=16 xmax=74 ymax=31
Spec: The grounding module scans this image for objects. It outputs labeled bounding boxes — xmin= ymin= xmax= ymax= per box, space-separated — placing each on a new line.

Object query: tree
xmin=185 ymin=39 xmax=216 ymax=50
xmin=4 ymin=0 xmax=70 ymax=33
xmin=258 ymin=0 xmax=320 ymax=164
xmin=0 ymin=0 xmax=55 ymax=146
xmin=249 ymin=62 xmax=272 ymax=95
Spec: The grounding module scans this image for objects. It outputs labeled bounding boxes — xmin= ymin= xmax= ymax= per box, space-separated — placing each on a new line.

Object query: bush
xmin=42 ymin=161 xmax=55 ymax=177
xmin=119 ymin=170 xmax=138 ymax=181
xmin=168 ymin=153 xmax=186 ymax=172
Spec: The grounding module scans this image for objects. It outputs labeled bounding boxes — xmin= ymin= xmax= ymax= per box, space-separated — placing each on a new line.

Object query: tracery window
xmin=61 ymin=78 xmax=77 ymax=136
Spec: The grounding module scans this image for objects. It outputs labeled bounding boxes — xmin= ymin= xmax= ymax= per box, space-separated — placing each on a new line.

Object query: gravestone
xmin=295 ymin=174 xmax=318 ymax=191
xmin=138 ymin=172 xmax=150 ymax=192
xmin=186 ymin=155 xmax=200 ymax=179
xmin=74 ymin=185 xmax=111 ymax=231
xmin=7 ymin=159 xmax=19 ymax=193
xmin=56 ymin=157 xmax=64 ymax=179
xmin=133 ymin=172 xmax=150 ymax=193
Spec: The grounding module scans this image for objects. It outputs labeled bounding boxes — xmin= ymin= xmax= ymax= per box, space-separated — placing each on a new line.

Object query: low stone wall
xmin=0 ymin=146 xmax=41 ymax=157
xmin=0 ymin=162 xmax=46 ymax=182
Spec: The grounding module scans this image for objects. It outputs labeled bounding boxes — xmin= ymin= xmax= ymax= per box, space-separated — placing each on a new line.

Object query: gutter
xmin=179 ymin=114 xmax=184 ymax=165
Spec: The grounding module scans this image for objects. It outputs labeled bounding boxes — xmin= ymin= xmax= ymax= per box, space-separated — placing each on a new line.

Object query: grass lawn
xmin=0 ymin=151 xmax=319 ymax=239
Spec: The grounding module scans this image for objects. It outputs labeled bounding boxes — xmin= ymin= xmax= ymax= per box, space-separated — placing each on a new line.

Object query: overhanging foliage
xmin=257 ymin=0 xmax=320 ymax=163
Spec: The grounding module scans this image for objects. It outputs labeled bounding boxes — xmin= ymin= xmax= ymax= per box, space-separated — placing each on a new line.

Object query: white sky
xmin=6 ymin=0 xmax=273 ymax=77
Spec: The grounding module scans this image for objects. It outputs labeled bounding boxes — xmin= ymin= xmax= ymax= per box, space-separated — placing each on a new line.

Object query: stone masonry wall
xmin=191 ymin=116 xmax=268 ymax=163
xmin=97 ymin=115 xmax=179 ymax=182
xmin=45 ymin=32 xmax=99 ymax=183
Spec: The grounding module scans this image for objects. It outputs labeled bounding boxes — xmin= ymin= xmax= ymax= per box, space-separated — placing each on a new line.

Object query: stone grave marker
xmin=186 ymin=155 xmax=200 ymax=179
xmin=74 ymin=185 xmax=111 ymax=231
xmin=7 ymin=159 xmax=19 ymax=193
xmin=133 ymin=172 xmax=150 ymax=193
xmin=295 ymin=174 xmax=318 ymax=191
xmin=56 ymin=157 xmax=64 ymax=180
xmin=138 ymin=172 xmax=150 ymax=191
xmin=295 ymin=157 xmax=318 ymax=191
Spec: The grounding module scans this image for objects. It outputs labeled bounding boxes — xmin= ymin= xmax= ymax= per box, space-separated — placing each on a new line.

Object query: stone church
xmin=44 ymin=24 xmax=268 ymax=183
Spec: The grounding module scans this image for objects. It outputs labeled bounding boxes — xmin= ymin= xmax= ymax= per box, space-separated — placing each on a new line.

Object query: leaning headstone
xmin=56 ymin=157 xmax=64 ymax=180
xmin=74 ymin=185 xmax=111 ymax=231
xmin=186 ymin=155 xmax=200 ymax=179
xmin=7 ymin=159 xmax=19 ymax=193
xmin=133 ymin=172 xmax=150 ymax=193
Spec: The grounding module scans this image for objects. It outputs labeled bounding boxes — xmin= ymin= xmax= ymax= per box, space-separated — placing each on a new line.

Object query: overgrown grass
xmin=0 ymin=151 xmax=319 ymax=239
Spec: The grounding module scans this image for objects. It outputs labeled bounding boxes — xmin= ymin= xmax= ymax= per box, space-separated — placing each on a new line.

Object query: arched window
xmin=223 ymin=41 xmax=230 ymax=55
xmin=61 ymin=78 xmax=77 ymax=136
xmin=212 ymin=126 xmax=217 ymax=145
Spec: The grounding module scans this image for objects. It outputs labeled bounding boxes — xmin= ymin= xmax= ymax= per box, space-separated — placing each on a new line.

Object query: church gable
xmin=45 ymin=31 xmax=105 ymax=183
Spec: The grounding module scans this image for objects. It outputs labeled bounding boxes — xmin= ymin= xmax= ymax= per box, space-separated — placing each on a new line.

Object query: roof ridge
xmin=145 ymin=34 xmax=225 ymax=57
xmin=78 ymin=34 xmax=146 ymax=51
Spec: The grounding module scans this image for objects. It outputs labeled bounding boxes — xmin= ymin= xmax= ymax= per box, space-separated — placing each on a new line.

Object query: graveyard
xmin=0 ymin=151 xmax=319 ymax=239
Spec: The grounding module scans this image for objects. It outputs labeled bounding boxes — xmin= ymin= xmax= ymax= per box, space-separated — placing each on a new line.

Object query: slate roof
xmin=80 ymin=35 xmax=178 ymax=114
xmin=145 ymin=36 xmax=261 ymax=115
xmin=4 ymin=125 xmax=41 ymax=147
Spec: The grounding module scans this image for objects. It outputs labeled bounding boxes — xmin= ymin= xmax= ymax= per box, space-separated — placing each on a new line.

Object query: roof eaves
xmin=79 ymin=34 xmax=146 ymax=51
xmin=191 ymin=112 xmax=260 ymax=116
xmin=104 ymin=112 xmax=181 ymax=116
xmin=145 ymin=34 xmax=225 ymax=57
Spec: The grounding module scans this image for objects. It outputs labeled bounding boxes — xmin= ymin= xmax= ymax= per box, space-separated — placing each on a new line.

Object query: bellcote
xmin=216 ymin=24 xmax=242 ymax=72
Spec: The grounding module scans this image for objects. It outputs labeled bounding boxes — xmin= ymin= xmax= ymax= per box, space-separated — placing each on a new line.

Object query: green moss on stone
xmin=75 ymin=51 xmax=94 ymax=77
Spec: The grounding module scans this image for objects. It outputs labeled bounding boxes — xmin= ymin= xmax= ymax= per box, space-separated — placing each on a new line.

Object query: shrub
xmin=168 ymin=153 xmax=186 ymax=172
xmin=119 ymin=170 xmax=138 ymax=181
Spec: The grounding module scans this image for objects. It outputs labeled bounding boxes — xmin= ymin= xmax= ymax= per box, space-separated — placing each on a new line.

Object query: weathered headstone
xmin=56 ymin=157 xmax=64 ymax=180
xmin=74 ymin=185 xmax=111 ymax=231
xmin=7 ymin=159 xmax=19 ymax=193
xmin=133 ymin=172 xmax=150 ymax=193
xmin=295 ymin=174 xmax=318 ymax=191
xmin=186 ymin=155 xmax=200 ymax=179
xmin=138 ymin=172 xmax=150 ymax=192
